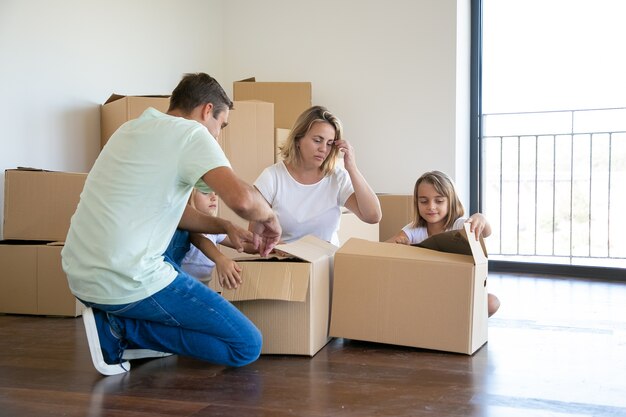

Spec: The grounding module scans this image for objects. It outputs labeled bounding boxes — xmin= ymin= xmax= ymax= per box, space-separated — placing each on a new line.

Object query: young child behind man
xmin=180 ymin=189 xmax=243 ymax=290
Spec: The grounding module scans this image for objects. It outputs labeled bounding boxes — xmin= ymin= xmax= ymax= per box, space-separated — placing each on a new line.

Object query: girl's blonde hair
xmin=410 ymin=170 xmax=465 ymax=230
xmin=279 ymin=105 xmax=343 ymax=177
xmin=188 ymin=188 xmax=199 ymax=209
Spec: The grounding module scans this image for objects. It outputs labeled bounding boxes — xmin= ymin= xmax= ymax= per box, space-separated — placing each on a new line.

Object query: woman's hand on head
xmin=333 ymin=139 xmax=355 ymax=169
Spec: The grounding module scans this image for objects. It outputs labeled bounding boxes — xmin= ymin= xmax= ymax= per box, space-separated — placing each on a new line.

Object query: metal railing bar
xmin=484 ymin=130 xmax=626 ymax=139
xmin=534 ymin=135 xmax=538 ymax=256
xmin=492 ymin=253 xmax=626 ymax=260
xmin=483 ymin=106 xmax=626 ymax=117
xmin=552 ymin=135 xmax=556 ymax=256
xmin=606 ymin=133 xmax=613 ymax=258
xmin=499 ymin=137 xmax=503 ymax=254
xmin=569 ymin=111 xmax=575 ymax=264
xmin=481 ymin=107 xmax=625 ymax=268
xmin=516 ymin=136 xmax=521 ymax=255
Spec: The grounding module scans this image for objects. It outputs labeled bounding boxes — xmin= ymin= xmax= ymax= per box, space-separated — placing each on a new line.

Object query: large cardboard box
xmin=233 ymin=78 xmax=311 ymax=130
xmin=337 ymin=211 xmax=379 ymax=246
xmin=217 ymin=100 xmax=275 ymax=229
xmin=213 ymin=236 xmax=337 ymax=356
xmin=3 ymin=168 xmax=87 ymax=241
xmin=0 ymin=241 xmax=83 ymax=316
xmin=377 ymin=194 xmax=413 ymax=242
xmin=101 ymin=94 xmax=170 ymax=148
xmin=329 ymin=223 xmax=488 ymax=355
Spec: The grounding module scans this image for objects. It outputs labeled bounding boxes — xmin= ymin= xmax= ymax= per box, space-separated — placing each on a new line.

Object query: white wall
xmin=0 ymin=0 xmax=471 ymax=237
xmin=0 ymin=0 xmax=224 ymax=237
xmin=222 ymin=0 xmax=471 ymax=199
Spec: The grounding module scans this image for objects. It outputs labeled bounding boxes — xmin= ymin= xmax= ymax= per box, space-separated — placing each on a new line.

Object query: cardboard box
xmin=217 ymin=100 xmax=275 ymax=229
xmin=101 ymin=94 xmax=170 ymax=148
xmin=3 ymin=168 xmax=87 ymax=241
xmin=329 ymin=223 xmax=488 ymax=355
xmin=337 ymin=211 xmax=379 ymax=246
xmin=233 ymin=78 xmax=311 ymax=130
xmin=377 ymin=194 xmax=414 ymax=242
xmin=0 ymin=241 xmax=83 ymax=316
xmin=214 ymin=236 xmax=337 ymax=356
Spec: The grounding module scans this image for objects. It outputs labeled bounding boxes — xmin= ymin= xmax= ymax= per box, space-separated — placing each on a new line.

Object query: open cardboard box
xmin=214 ymin=235 xmax=337 ymax=356
xmin=329 ymin=223 xmax=488 ymax=355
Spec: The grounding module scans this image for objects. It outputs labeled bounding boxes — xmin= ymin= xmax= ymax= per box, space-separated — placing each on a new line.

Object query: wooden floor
xmin=2 ymin=272 xmax=626 ymax=417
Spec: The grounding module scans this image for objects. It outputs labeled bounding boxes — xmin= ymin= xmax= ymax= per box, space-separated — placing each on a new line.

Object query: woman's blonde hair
xmin=280 ymin=105 xmax=343 ymax=177
xmin=410 ymin=170 xmax=465 ymax=230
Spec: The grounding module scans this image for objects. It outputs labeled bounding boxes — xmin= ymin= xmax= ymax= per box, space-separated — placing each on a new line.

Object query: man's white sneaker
xmin=121 ymin=349 xmax=173 ymax=360
xmin=82 ymin=307 xmax=131 ymax=376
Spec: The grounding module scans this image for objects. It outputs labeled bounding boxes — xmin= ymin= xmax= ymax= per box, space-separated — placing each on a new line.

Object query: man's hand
xmin=250 ymin=215 xmax=282 ymax=257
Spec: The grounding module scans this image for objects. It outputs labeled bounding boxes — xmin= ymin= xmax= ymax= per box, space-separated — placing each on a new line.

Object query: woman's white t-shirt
xmin=254 ymin=161 xmax=354 ymax=246
xmin=402 ymin=217 xmax=467 ymax=244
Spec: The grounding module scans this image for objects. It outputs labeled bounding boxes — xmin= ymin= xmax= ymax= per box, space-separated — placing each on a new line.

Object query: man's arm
xmin=178 ymin=205 xmax=256 ymax=252
xmin=202 ymin=167 xmax=274 ymax=223
xmin=202 ymin=166 xmax=281 ymax=256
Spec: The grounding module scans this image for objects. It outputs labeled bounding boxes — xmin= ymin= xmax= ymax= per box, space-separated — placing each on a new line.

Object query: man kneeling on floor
xmin=62 ymin=73 xmax=281 ymax=376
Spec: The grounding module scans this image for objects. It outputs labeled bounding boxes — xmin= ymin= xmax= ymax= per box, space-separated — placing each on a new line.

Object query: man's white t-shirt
xmin=181 ymin=233 xmax=226 ymax=282
xmin=62 ymin=108 xmax=230 ymax=305
xmin=254 ymin=161 xmax=354 ymax=246
xmin=402 ymin=217 xmax=467 ymax=244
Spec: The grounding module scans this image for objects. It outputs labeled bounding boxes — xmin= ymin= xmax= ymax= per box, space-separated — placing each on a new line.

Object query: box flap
xmin=237 ymin=77 xmax=256 ymax=82
xmin=275 ymin=235 xmax=338 ymax=263
xmin=220 ymin=261 xmax=310 ymax=302
xmin=338 ymin=238 xmax=477 ymax=264
xmin=104 ymin=93 xmax=170 ymax=104
xmin=415 ymin=223 xmax=487 ymax=264
xmin=104 ymin=94 xmax=126 ymax=104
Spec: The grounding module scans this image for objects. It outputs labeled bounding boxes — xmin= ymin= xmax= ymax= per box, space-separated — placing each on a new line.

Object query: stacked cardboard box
xmin=100 ymin=94 xmax=170 ymax=148
xmin=233 ymin=77 xmax=312 ymax=132
xmin=215 ymin=100 xmax=275 ymax=229
xmin=233 ymin=77 xmax=313 ymax=166
xmin=338 ymin=210 xmax=379 ymax=246
xmin=377 ymin=194 xmax=414 ymax=242
xmin=1 ymin=168 xmax=86 ymax=316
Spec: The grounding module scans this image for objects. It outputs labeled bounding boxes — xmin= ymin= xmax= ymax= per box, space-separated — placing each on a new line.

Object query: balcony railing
xmin=481 ymin=107 xmax=626 ymax=268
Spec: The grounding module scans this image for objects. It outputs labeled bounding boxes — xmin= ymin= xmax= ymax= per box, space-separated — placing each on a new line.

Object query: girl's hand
xmin=225 ymin=222 xmax=257 ymax=253
xmin=386 ymin=231 xmax=410 ymax=245
xmin=394 ymin=235 xmax=410 ymax=245
xmin=465 ymin=213 xmax=491 ymax=240
xmin=217 ymin=259 xmax=243 ymax=290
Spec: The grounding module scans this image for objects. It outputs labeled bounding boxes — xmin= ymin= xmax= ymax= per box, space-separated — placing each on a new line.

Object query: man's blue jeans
xmin=81 ymin=230 xmax=262 ymax=367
